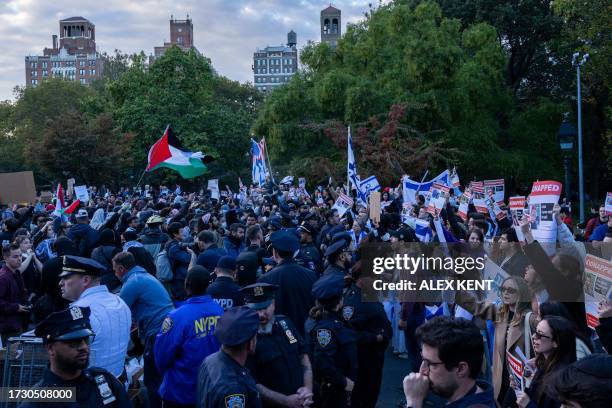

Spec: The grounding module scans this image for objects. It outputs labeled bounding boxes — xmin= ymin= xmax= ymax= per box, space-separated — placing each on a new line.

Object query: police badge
xmin=342 ymin=306 xmax=354 ymax=320
xmin=225 ymin=393 xmax=246 ymax=408
xmin=317 ymin=329 xmax=332 ymax=347
xmin=69 ymin=306 xmax=83 ymax=320
xmin=161 ymin=317 xmax=173 ymax=334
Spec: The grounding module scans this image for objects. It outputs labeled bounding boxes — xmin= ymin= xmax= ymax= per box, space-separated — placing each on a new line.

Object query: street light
xmin=558 ymin=115 xmax=576 ymax=205
xmin=572 ymin=52 xmax=589 ymax=223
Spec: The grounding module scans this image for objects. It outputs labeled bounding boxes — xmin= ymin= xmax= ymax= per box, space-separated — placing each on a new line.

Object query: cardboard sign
xmin=606 ymin=192 xmax=612 ymax=215
xmin=369 ymin=191 xmax=381 ymax=223
xmin=584 ymin=255 xmax=612 ymax=329
xmin=527 ymin=181 xmax=562 ymax=243
xmin=207 ymin=179 xmax=220 ymax=200
xmin=74 ymin=185 xmax=89 ymax=203
xmin=332 ymin=193 xmax=354 ymax=218
xmin=470 ymin=182 xmax=487 ymax=214
xmin=509 ymin=196 xmax=527 ymax=241
xmin=0 ymin=171 xmax=37 ymax=205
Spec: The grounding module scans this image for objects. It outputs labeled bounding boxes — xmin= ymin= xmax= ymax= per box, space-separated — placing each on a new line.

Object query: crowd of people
xmin=1 ymin=177 xmax=611 ymax=408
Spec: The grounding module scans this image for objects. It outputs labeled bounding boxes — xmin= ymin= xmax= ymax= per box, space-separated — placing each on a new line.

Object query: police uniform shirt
xmin=296 ymin=243 xmax=322 ymax=274
xmin=310 ymin=311 xmax=357 ymax=392
xmin=20 ymin=366 xmax=130 ymax=408
xmin=197 ymin=350 xmax=262 ymax=408
xmin=247 ymin=315 xmax=306 ymax=398
xmin=258 ymin=260 xmax=317 ymax=337
xmin=206 ymin=276 xmax=245 ymax=310
xmin=154 ymin=294 xmax=224 ymax=405
xmin=342 ymin=283 xmax=392 ymax=346
xmin=322 ymin=263 xmax=347 ymax=278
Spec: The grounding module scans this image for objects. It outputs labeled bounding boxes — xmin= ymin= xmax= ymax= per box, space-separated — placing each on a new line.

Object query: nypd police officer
xmin=322 ymin=232 xmax=352 ymax=278
xmin=258 ymin=231 xmax=316 ymax=337
xmin=342 ymin=262 xmax=392 ymax=408
xmin=296 ymin=222 xmax=322 ymax=276
xmin=306 ymin=274 xmax=357 ymax=408
xmin=206 ymin=256 xmax=244 ymax=311
xmin=242 ymin=283 xmax=314 ymax=408
xmin=197 ymin=306 xmax=262 ymax=408
xmin=154 ymin=266 xmax=224 ymax=408
xmin=21 ymin=306 xmax=130 ymax=408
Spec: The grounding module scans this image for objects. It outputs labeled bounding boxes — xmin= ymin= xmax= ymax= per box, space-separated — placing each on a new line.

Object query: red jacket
xmin=585 ymin=217 xmax=603 ymax=241
xmin=0 ymin=265 xmax=28 ymax=333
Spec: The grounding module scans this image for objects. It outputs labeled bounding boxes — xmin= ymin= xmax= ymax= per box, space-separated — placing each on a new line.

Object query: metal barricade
xmin=1 ymin=336 xmax=48 ymax=408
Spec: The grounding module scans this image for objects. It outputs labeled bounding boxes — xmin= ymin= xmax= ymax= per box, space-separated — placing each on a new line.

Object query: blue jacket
xmin=119 ymin=266 xmax=174 ymax=341
xmin=589 ymin=222 xmax=609 ymax=241
xmin=196 ymin=245 xmax=227 ymax=272
xmin=154 ymin=295 xmax=223 ymax=405
xmin=223 ymin=236 xmax=245 ymax=258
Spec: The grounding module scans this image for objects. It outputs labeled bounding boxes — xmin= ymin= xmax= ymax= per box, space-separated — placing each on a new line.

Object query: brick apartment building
xmin=150 ymin=15 xmax=201 ymax=64
xmin=24 ymin=16 xmax=104 ymax=87
xmin=252 ymin=30 xmax=298 ymax=93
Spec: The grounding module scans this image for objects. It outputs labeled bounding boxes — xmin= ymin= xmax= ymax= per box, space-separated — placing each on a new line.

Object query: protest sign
xmin=451 ymin=168 xmax=460 ymax=188
xmin=207 ymin=179 xmax=220 ymax=200
xmin=0 ymin=171 xmax=37 ymax=205
xmin=332 ymin=193 xmax=354 ymax=218
xmin=457 ymin=191 xmax=470 ymax=222
xmin=606 ymin=192 xmax=612 ymax=215
xmin=485 ymin=192 xmax=506 ymax=221
xmin=66 ymin=178 xmax=75 ymax=198
xmin=509 ymin=196 xmax=527 ymax=241
xmin=470 ymin=182 xmax=487 ymax=214
xmin=506 ymin=351 xmax=524 ymax=391
xmin=40 ymin=191 xmax=53 ymax=203
xmin=369 ymin=191 xmax=381 ymax=223
xmin=74 ymin=185 xmax=90 ymax=203
xmin=483 ymin=258 xmax=510 ymax=304
xmin=426 ymin=183 xmax=449 ymax=216
xmin=484 ymin=179 xmax=505 ymax=205
xmin=527 ymin=181 xmax=561 ymax=243
xmin=584 ymin=255 xmax=612 ymax=329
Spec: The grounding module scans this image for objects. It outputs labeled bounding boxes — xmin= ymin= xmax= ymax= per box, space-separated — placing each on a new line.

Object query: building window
xmin=178 ymin=28 xmax=183 ymax=32
xmin=42 ymin=62 xmax=48 ymax=68
xmin=177 ymin=36 xmax=183 ymax=44
xmin=79 ymin=60 xmax=85 ymax=66
xmin=80 ymin=78 xmax=87 ymax=84
xmin=31 ymin=62 xmax=37 ymax=68
xmin=79 ymin=69 xmax=85 ymax=75
xmin=91 ymin=69 xmax=96 ymax=76
xmin=31 ymin=71 xmax=36 ymax=77
xmin=42 ymin=71 xmax=48 ymax=77
xmin=31 ymin=79 xmax=37 ymax=85
xmin=90 ymin=60 xmax=95 ymax=66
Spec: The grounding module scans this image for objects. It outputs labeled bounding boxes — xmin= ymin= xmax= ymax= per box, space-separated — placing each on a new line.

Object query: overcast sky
xmin=0 ymin=0 xmax=384 ymax=101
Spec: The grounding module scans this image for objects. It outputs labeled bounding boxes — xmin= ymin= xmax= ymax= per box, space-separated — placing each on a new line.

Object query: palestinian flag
xmin=52 ymin=183 xmax=80 ymax=220
xmin=146 ymin=126 xmax=214 ymax=179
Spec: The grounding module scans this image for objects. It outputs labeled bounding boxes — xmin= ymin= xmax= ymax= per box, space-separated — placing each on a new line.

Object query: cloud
xmin=0 ymin=0 xmax=374 ymax=101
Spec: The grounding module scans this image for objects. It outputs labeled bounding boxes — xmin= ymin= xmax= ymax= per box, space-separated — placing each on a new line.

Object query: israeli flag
xmin=402 ymin=170 xmax=450 ymax=204
xmin=251 ymin=139 xmax=268 ymax=186
xmin=280 ymin=175 xmax=294 ymax=185
xmin=359 ymin=175 xmax=381 ymax=195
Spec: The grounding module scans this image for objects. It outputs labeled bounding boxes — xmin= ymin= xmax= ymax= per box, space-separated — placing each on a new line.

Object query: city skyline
xmin=0 ymin=0 xmax=383 ymax=101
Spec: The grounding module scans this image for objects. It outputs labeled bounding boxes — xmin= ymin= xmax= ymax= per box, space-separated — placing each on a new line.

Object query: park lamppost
xmin=558 ymin=116 xmax=576 ymax=206
xmin=572 ymin=52 xmax=588 ymax=223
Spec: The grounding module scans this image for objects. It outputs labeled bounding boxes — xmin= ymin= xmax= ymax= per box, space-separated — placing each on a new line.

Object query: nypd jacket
xmin=154 ymin=295 xmax=223 ymax=405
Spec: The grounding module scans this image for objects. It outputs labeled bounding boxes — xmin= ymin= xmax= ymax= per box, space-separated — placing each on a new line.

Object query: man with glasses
xmin=23 ymin=306 xmax=130 ymax=407
xmin=403 ymin=316 xmax=496 ymax=408
xmin=58 ymin=255 xmax=131 ymax=380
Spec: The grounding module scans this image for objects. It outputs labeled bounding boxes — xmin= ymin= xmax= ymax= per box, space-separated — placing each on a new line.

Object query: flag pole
xmin=413 ymin=170 xmax=430 ymax=197
xmin=347 ymin=125 xmax=350 ymax=194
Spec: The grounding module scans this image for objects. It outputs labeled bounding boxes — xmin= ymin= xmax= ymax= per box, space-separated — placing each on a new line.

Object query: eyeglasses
xmin=532 ymin=331 xmax=552 ymax=340
xmin=420 ymin=357 xmax=445 ymax=370
xmin=500 ymin=286 xmax=518 ymax=294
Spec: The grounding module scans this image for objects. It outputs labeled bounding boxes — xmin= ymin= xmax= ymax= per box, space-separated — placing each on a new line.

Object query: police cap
xmin=35 ymin=306 xmax=93 ymax=343
xmin=324 ymin=232 xmax=352 ymax=257
xmin=298 ymin=222 xmax=317 ymax=236
xmin=214 ymin=306 xmax=259 ymax=346
xmin=311 ymin=273 xmax=344 ymax=301
xmin=270 ymin=230 xmax=300 ymax=253
xmin=59 ymin=255 xmax=106 ymax=279
xmin=216 ymin=256 xmax=236 ymax=271
xmin=240 ymin=283 xmax=278 ymax=310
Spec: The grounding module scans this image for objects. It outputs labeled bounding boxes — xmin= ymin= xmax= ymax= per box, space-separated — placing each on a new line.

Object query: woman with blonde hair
xmin=459 ymin=275 xmax=537 ymax=405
